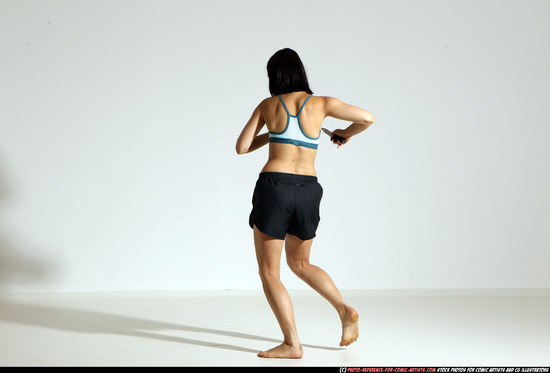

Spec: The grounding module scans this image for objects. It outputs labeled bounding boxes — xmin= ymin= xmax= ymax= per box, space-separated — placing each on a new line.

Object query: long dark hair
xmin=267 ymin=48 xmax=313 ymax=96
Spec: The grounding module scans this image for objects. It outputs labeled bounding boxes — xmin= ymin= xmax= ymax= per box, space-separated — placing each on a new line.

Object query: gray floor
xmin=0 ymin=289 xmax=549 ymax=366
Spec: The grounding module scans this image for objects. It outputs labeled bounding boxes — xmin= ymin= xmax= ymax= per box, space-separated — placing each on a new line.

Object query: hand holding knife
xmin=322 ymin=128 xmax=347 ymax=147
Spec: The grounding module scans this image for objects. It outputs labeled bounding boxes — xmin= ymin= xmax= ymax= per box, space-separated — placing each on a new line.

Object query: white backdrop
xmin=1 ymin=0 xmax=549 ymax=293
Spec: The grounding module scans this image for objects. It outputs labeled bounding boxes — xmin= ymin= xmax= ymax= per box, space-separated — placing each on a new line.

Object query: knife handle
xmin=331 ymin=134 xmax=346 ymax=144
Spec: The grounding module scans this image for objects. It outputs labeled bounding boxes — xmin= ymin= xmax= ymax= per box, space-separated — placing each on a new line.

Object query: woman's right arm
xmin=323 ymin=97 xmax=375 ymax=146
xmin=236 ymin=102 xmax=268 ymax=155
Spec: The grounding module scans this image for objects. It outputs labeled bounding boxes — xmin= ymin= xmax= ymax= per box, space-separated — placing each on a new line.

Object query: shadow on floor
xmin=0 ymin=298 xmax=343 ymax=355
xmin=0 ymin=155 xmax=60 ymax=293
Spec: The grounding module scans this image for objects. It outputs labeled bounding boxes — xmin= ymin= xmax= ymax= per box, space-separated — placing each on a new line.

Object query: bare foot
xmin=258 ymin=342 xmax=303 ymax=359
xmin=340 ymin=306 xmax=359 ymax=347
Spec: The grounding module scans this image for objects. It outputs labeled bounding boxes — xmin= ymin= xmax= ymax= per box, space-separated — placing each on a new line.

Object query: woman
xmin=236 ymin=48 xmax=374 ymax=359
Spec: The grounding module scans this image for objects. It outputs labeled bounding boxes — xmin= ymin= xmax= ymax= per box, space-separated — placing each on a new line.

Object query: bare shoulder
xmin=260 ymin=96 xmax=275 ymax=104
xmin=315 ymin=95 xmax=341 ymax=106
xmin=308 ymin=96 xmax=342 ymax=115
xmin=315 ymin=95 xmax=374 ymax=124
xmin=257 ymin=96 xmax=278 ymax=111
xmin=310 ymin=95 xmax=341 ymax=107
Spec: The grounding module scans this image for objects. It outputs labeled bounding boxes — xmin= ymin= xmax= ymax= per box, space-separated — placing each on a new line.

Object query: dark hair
xmin=267 ymin=48 xmax=313 ymax=96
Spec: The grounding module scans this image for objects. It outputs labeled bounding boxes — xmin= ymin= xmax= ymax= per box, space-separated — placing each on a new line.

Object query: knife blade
xmin=321 ymin=128 xmax=346 ymax=144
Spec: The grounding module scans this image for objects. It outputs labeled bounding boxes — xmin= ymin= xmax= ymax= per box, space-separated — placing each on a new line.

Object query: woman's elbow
xmin=235 ymin=143 xmax=248 ymax=155
xmin=362 ymin=112 xmax=375 ymax=127
xmin=366 ymin=112 xmax=375 ymax=125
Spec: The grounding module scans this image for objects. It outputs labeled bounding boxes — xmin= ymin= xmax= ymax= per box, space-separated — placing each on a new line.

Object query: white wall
xmin=1 ymin=0 xmax=549 ymax=293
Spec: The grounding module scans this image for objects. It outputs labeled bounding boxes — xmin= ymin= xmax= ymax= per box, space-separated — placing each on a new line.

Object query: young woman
xmin=236 ymin=48 xmax=374 ymax=359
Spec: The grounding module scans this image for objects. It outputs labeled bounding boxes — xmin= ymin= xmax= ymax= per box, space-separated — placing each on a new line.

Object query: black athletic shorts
xmin=249 ymin=172 xmax=323 ymax=240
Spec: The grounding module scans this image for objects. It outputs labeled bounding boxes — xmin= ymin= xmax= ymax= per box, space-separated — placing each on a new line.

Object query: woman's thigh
xmin=284 ymin=233 xmax=314 ymax=269
xmin=254 ymin=225 xmax=285 ymax=276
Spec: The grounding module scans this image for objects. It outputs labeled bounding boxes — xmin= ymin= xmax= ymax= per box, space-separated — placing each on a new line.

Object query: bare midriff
xmin=260 ymin=142 xmax=317 ymax=176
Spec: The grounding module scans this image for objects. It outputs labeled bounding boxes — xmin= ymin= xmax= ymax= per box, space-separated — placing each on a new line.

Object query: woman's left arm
xmin=236 ymin=103 xmax=269 ymax=154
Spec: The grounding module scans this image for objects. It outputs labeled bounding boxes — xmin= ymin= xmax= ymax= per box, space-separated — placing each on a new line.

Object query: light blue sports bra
xmin=268 ymin=95 xmax=320 ymax=149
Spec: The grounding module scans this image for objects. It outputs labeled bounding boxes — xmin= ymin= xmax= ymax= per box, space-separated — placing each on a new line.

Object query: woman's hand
xmin=331 ymin=129 xmax=350 ymax=148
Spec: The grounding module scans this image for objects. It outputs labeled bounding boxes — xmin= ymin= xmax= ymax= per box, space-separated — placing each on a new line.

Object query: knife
xmin=321 ymin=128 xmax=346 ymax=144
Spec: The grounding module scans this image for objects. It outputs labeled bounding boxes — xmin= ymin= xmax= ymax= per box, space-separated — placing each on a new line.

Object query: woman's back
xmin=260 ymin=91 xmax=325 ymax=176
xmin=236 ymin=90 xmax=374 ymax=174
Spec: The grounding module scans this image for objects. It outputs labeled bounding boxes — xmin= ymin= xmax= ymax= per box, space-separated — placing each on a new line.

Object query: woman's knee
xmin=286 ymin=256 xmax=309 ymax=277
xmin=258 ymin=268 xmax=280 ymax=285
